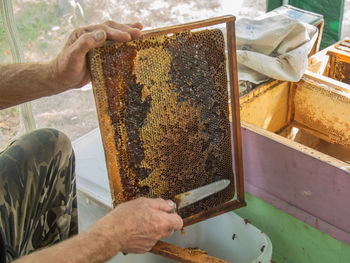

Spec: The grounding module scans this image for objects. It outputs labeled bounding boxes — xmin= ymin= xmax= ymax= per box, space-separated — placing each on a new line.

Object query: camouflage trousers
xmin=0 ymin=128 xmax=78 ymax=262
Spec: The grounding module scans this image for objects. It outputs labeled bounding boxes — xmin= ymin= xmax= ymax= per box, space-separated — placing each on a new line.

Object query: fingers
xmin=148 ymin=199 xmax=183 ymax=231
xmin=70 ymin=30 xmax=107 ymax=58
xmin=162 ymin=212 xmax=184 ymax=231
xmin=78 ymin=21 xmax=142 ymax=43
xmin=147 ymin=198 xmax=183 ymax=230
xmin=142 ymin=198 xmax=183 ymax=232
xmin=80 ymin=24 xmax=131 ymax=42
xmin=147 ymin=198 xmax=176 ymax=213
xmin=64 ymin=21 xmax=143 ymax=51
xmin=127 ymin=22 xmax=143 ymax=30
xmin=99 ymin=197 xmax=183 ymax=255
xmin=106 ymin=28 xmax=132 ymax=42
xmin=103 ymin=20 xmax=143 ymax=39
xmin=122 ymin=239 xmax=156 ymax=254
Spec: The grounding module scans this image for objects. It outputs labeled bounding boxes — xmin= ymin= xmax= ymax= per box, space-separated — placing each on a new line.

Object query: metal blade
xmin=174 ymin=179 xmax=230 ymax=210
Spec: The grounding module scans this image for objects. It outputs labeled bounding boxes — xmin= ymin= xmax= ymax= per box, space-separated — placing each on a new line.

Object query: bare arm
xmin=14 ymin=198 xmax=183 ymax=263
xmin=3 ymin=21 xmax=184 ymax=263
xmin=0 ymin=21 xmax=143 ymax=110
xmin=0 ymin=63 xmax=58 ymax=109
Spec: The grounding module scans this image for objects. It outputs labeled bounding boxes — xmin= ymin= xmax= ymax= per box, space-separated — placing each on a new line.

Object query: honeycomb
xmin=332 ymin=39 xmax=350 ymax=84
xmin=334 ymin=60 xmax=350 ymax=85
xmin=89 ymin=29 xmax=235 ymax=218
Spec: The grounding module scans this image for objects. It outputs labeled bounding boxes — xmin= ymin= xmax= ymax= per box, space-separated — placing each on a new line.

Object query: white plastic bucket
xmin=112 ymin=212 xmax=272 ymax=263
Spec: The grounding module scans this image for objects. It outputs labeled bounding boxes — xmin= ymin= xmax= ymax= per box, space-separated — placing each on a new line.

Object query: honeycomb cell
xmin=89 ymin=29 xmax=235 ymax=218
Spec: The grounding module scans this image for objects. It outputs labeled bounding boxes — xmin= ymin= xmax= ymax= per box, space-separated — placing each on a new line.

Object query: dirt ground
xmin=0 ymin=0 xmax=349 ymax=150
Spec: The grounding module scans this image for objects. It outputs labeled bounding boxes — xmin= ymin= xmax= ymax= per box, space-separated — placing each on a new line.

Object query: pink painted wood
xmin=239 ymin=126 xmax=350 ymax=245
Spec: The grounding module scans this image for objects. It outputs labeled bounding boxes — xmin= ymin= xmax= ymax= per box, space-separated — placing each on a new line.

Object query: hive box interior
xmin=240 ymin=48 xmax=350 ymax=164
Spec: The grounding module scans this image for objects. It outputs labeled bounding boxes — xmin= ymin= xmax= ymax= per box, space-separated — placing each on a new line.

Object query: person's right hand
xmin=50 ymin=21 xmax=143 ymax=92
xmin=86 ymin=197 xmax=183 ymax=255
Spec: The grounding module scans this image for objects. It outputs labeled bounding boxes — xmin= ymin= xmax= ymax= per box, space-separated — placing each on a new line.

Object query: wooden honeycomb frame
xmin=89 ymin=15 xmax=245 ymax=231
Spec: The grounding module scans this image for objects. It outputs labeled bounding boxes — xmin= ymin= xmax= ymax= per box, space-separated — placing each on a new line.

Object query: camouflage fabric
xmin=0 ymin=128 xmax=78 ymax=262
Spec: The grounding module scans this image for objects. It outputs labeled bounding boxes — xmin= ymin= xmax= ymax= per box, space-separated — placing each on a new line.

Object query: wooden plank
xmin=304 ymin=70 xmax=350 ymax=94
xmin=326 ymin=49 xmax=350 ymax=64
xmin=328 ymin=53 xmax=336 ymax=80
xmin=241 ymin=122 xmax=350 ymax=245
xmin=309 ymin=38 xmax=350 ymax=75
xmin=287 ymin=82 xmax=295 ymax=124
xmin=183 ymin=199 xmax=246 ymax=226
xmin=239 ymin=79 xmax=282 ymax=103
xmin=227 ymin=20 xmax=245 ymax=204
xmin=141 ymin=15 xmax=235 ymax=38
xmin=242 ymin=121 xmax=347 ymax=168
xmin=290 ymin=122 xmax=350 ymax=162
xmin=308 ymin=48 xmax=330 ymax=75
xmin=240 ymin=81 xmax=291 ymax=133
xmin=151 ymin=241 xmax=231 ymax=263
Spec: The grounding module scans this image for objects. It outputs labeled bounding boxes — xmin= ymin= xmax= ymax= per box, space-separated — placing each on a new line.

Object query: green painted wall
xmin=235 ymin=194 xmax=350 ymax=263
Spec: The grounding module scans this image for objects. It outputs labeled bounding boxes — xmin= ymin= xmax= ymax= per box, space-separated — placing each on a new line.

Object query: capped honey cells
xmin=89 ymin=29 xmax=235 ymax=218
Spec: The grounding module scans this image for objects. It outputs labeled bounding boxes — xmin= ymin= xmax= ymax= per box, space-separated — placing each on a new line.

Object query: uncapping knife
xmin=173 ymin=179 xmax=230 ymax=211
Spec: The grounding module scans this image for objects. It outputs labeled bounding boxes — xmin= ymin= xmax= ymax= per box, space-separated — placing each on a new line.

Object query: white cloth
xmin=236 ymin=14 xmax=318 ymax=84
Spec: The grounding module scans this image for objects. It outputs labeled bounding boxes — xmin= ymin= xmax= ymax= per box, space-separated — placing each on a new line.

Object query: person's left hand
xmin=50 ymin=21 xmax=143 ymax=91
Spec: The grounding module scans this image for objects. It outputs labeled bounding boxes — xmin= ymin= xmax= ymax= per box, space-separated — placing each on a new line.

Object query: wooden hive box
xmin=240 ymin=39 xmax=350 ymax=245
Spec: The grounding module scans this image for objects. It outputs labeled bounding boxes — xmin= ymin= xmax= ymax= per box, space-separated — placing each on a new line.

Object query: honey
xmin=89 ymin=29 xmax=235 ymax=218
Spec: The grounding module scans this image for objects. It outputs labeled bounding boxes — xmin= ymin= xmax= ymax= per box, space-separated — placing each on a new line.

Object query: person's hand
xmin=50 ymin=21 xmax=143 ymax=91
xmin=87 ymin=197 xmax=183 ymax=255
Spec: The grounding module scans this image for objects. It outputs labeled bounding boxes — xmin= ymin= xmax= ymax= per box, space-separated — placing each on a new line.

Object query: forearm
xmin=0 ymin=22 xmax=144 ymax=110
xmin=13 ymin=228 xmax=121 ymax=263
xmin=0 ymin=62 xmax=65 ymax=110
xmin=13 ymin=197 xmax=182 ymax=263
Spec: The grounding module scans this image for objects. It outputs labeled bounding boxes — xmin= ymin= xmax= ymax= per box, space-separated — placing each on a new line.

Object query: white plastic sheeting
xmin=236 ymin=14 xmax=318 ymax=84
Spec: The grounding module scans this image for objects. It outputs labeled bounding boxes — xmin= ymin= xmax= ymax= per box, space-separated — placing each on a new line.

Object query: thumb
xmin=71 ymin=30 xmax=107 ymax=57
xmin=149 ymin=198 xmax=176 ymax=213
xmin=93 ymin=30 xmax=107 ymax=42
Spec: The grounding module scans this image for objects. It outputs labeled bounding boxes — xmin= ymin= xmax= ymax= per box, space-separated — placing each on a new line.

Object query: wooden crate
xmin=240 ymin=41 xmax=350 ymax=245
